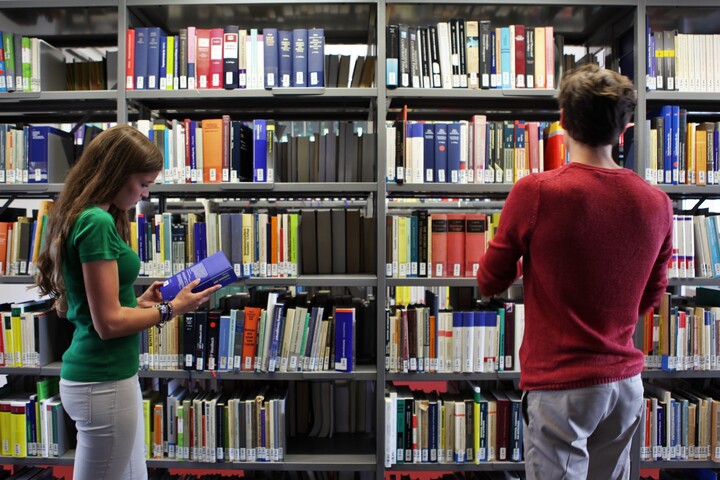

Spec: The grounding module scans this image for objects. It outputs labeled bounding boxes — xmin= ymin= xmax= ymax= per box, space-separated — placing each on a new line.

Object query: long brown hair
xmin=34 ymin=125 xmax=163 ymax=302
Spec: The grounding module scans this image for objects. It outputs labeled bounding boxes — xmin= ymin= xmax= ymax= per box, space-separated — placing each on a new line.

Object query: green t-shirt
xmin=61 ymin=206 xmax=141 ymax=382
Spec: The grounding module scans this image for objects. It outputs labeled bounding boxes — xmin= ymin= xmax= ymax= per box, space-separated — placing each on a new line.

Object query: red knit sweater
xmin=477 ymin=162 xmax=673 ymax=390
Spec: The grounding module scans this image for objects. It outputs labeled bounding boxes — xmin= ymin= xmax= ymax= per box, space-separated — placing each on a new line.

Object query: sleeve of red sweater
xmin=638 ymin=196 xmax=673 ymax=315
xmin=476 ymin=176 xmax=538 ymax=296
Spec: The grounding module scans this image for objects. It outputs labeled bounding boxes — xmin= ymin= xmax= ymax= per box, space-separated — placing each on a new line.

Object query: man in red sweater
xmin=477 ymin=64 xmax=673 ymax=479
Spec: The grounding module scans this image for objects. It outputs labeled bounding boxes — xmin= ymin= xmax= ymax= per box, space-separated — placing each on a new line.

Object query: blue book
xmin=188 ymin=120 xmax=197 ymax=183
xmin=159 ymin=35 xmax=168 ymax=89
xmin=661 ymin=105 xmax=673 ymax=184
xmin=307 ymin=28 xmax=324 ymax=87
xmin=334 ymin=308 xmax=354 ymax=372
xmin=410 ymin=215 xmax=418 ymax=277
xmin=134 ymin=27 xmax=149 ymax=90
xmin=423 ymin=123 xmax=435 ymax=182
xmin=434 ymin=123 xmax=448 ymax=183
xmin=447 ymin=122 xmax=461 ymax=183
xmin=223 ymin=25 xmax=239 ymax=89
xmin=218 ymin=314 xmax=231 ymax=371
xmin=707 ymin=216 xmax=720 ymax=278
xmin=263 ymin=28 xmax=278 ymax=88
xmin=137 ymin=214 xmax=147 ymax=275
xmin=27 ymin=126 xmax=73 ymax=183
xmin=194 ymin=222 xmax=207 ymax=263
xmin=428 ymin=396 xmax=438 ymax=462
xmin=253 ymin=119 xmax=268 ymax=182
xmin=490 ymin=30 xmax=497 ymax=88
xmin=714 ymin=129 xmax=720 ymax=183
xmin=671 ymin=105 xmax=680 ymax=184
xmin=146 ymin=27 xmax=162 ymax=89
xmin=278 ymin=30 xmax=292 ymax=88
xmin=232 ymin=309 xmax=244 ymax=371
xmin=500 ymin=27 xmax=511 ymax=89
xmin=267 ymin=302 xmax=285 ymax=372
xmin=160 ymin=251 xmax=238 ymax=301
xmin=292 ymin=29 xmax=308 ymax=87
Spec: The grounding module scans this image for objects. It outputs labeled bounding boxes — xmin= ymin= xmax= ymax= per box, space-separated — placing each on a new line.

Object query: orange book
xmin=241 ymin=307 xmax=262 ymax=371
xmin=428 ymin=314 xmax=436 ymax=372
xmin=464 ymin=213 xmax=487 ymax=278
xmin=544 ymin=121 xmax=565 ymax=171
xmin=153 ymin=403 xmax=164 ymax=459
xmin=696 ymin=128 xmax=708 ymax=186
xmin=201 ymin=118 xmax=223 ymax=183
xmin=195 ymin=29 xmax=211 ymax=89
xmin=430 ymin=213 xmax=448 ymax=278
xmin=446 ymin=213 xmax=465 ymax=277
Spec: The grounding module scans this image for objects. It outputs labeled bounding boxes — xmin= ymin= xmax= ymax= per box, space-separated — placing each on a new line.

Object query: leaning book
xmin=160 ymin=251 xmax=238 ymax=301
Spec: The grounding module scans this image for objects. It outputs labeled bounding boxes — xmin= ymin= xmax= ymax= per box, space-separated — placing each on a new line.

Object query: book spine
xmin=308 ymin=28 xmax=325 ymax=87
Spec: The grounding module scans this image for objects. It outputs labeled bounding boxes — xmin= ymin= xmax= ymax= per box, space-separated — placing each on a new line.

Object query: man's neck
xmin=566 ymin=137 xmax=621 ymax=170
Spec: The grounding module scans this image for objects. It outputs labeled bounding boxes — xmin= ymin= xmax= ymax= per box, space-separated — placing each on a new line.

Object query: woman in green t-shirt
xmin=35 ymin=125 xmax=219 ymax=480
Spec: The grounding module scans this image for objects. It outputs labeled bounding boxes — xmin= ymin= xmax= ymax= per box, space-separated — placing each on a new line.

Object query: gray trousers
xmin=60 ymin=375 xmax=147 ymax=480
xmin=522 ymin=374 xmax=643 ymax=480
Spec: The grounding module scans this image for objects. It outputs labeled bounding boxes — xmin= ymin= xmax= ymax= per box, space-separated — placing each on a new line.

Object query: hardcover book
xmin=160 ymin=251 xmax=238 ymax=301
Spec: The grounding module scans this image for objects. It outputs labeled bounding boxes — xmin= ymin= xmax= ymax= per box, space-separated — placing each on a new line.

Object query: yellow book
xmin=10 ymin=400 xmax=27 ymax=458
xmin=186 ymin=213 xmax=197 ymax=269
xmin=166 ymin=35 xmax=175 ymax=90
xmin=241 ymin=212 xmax=255 ymax=278
xmin=0 ymin=399 xmax=12 ymax=456
xmin=398 ymin=216 xmax=407 ymax=278
xmin=130 ymin=222 xmax=139 ymax=255
xmin=289 ymin=213 xmax=299 ymax=277
xmin=696 ymin=128 xmax=708 ymax=186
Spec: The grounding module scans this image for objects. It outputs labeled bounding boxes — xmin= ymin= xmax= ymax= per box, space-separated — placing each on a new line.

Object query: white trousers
xmin=60 ymin=375 xmax=147 ymax=480
xmin=522 ymin=374 xmax=643 ymax=480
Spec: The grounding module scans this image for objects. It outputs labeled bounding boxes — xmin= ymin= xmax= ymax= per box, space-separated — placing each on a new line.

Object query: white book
xmin=257 ymin=212 xmax=269 ymax=277
xmin=514 ymin=304 xmax=525 ymax=372
xmin=459 ymin=120 xmax=469 ymax=184
xmin=462 ymin=312 xmax=474 ymax=373
xmin=437 ymin=22 xmax=452 ymax=89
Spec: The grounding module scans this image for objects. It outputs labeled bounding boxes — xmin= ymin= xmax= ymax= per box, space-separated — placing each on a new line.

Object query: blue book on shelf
xmin=159 ymin=34 xmax=167 ymax=89
xmin=334 ymin=308 xmax=354 ymax=372
xmin=490 ymin=30 xmax=498 ymax=88
xmin=500 ymin=27 xmax=511 ymax=89
xmin=267 ymin=302 xmax=285 ymax=372
xmin=671 ymin=105 xmax=680 ymax=184
xmin=661 ymin=105 xmax=673 ymax=184
xmin=27 ymin=126 xmax=73 ymax=183
xmin=193 ymin=222 xmax=206 ymax=263
xmin=0 ymin=32 xmax=6 ymax=92
xmin=307 ymin=28 xmax=324 ymax=87
xmin=434 ymin=122 xmax=448 ymax=183
xmin=447 ymin=122 xmax=461 ymax=183
xmin=278 ymin=30 xmax=292 ymax=88
xmin=253 ymin=119 xmax=268 ymax=182
xmin=707 ymin=216 xmax=720 ymax=277
xmin=188 ymin=120 xmax=197 ymax=183
xmin=423 ymin=123 xmax=435 ymax=182
xmin=160 ymin=251 xmax=238 ymax=301
xmin=218 ymin=314 xmax=230 ymax=371
xmin=263 ymin=28 xmax=278 ymax=88
xmin=410 ymin=215 xmax=418 ymax=277
xmin=146 ymin=27 xmax=162 ymax=89
xmin=134 ymin=27 xmax=149 ymax=90
xmin=292 ymin=28 xmax=308 ymax=87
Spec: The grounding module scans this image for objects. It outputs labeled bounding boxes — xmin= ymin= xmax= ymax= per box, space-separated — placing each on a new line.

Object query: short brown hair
xmin=558 ymin=64 xmax=636 ymax=147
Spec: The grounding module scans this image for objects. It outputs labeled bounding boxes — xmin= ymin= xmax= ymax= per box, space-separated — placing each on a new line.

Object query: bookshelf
xmin=1 ymin=1 xmax=720 ymax=479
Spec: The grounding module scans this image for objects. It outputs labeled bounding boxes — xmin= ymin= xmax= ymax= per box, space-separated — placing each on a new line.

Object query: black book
xmin=428 ymin=25 xmax=442 ymax=88
xmin=386 ymin=24 xmax=400 ymax=88
xmin=418 ymin=27 xmax=431 ymax=88
xmin=525 ymin=27 xmax=535 ymax=88
xmin=409 ymin=27 xmax=420 ymax=88
xmin=194 ymin=310 xmax=208 ymax=371
xmin=206 ymin=309 xmax=222 ymax=371
xmin=457 ymin=19 xmax=468 ymax=88
xmin=480 ymin=20 xmax=491 ymax=89
xmin=223 ymin=25 xmax=240 ymax=89
xmin=398 ymin=24 xmax=410 ymax=88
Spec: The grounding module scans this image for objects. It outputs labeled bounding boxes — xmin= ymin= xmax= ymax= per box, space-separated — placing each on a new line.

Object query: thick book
xmin=334 ymin=308 xmax=355 ymax=372
xmin=134 ymin=27 xmax=149 ymax=90
xmin=160 ymin=251 xmax=238 ymax=301
xmin=223 ymin=25 xmax=240 ymax=89
xmin=263 ymin=28 xmax=278 ymax=88
xmin=292 ymin=29 xmax=308 ymax=87
xmin=278 ymin=30 xmax=292 ymax=88
xmin=27 ymin=126 xmax=73 ymax=183
xmin=307 ymin=28 xmax=324 ymax=87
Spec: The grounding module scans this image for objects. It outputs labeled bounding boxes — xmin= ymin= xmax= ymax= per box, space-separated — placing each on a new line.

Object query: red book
xmin=544 ymin=121 xmax=565 ymax=171
xmin=446 ymin=213 xmax=465 ymax=277
xmin=514 ymin=25 xmax=526 ymax=88
xmin=195 ymin=29 xmax=211 ymax=89
xmin=491 ymin=390 xmax=511 ymax=461
xmin=431 ymin=213 xmax=448 ymax=277
xmin=209 ymin=28 xmax=224 ymax=89
xmin=464 ymin=213 xmax=486 ymax=277
xmin=241 ymin=307 xmax=262 ymax=371
xmin=526 ymin=121 xmax=540 ymax=173
xmin=126 ymin=29 xmax=136 ymax=90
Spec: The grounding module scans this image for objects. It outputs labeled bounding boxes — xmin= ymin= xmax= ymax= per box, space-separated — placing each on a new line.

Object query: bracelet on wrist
xmin=153 ymin=302 xmax=173 ymax=328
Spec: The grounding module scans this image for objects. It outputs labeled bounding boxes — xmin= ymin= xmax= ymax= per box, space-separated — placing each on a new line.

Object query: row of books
xmin=0 ymin=467 xmax=61 ymax=480
xmin=126 ymin=26 xmax=327 ymax=91
xmin=386 ymin=21 xmax=556 ymax=90
xmin=0 ymin=300 xmax=68 ymax=369
xmin=384 ymin=384 xmax=523 ymax=466
xmin=387 ymin=115 xmax=564 ymax=184
xmin=386 ymin=212 xmax=500 ymax=279
xmin=640 ymin=379 xmax=720 ymax=462
xmin=139 ymin=296 xmax=358 ymax=374
xmin=0 ymin=378 xmax=70 ymax=459
xmin=642 ymin=293 xmax=720 ymax=372
xmin=668 ymin=213 xmax=720 ymax=280
xmin=127 ymin=208 xmax=373 ymax=280
xmin=646 ymin=28 xmax=720 ymax=93
xmin=0 ymin=202 xmax=52 ymax=278
xmin=0 ymin=32 xmax=66 ymax=93
xmin=143 ymin=383 xmax=286 ymax=462
xmin=645 ymin=105 xmax=720 ymax=186
xmin=385 ymin=304 xmax=524 ymax=374
xmin=0 ymin=124 xmax=74 ymax=184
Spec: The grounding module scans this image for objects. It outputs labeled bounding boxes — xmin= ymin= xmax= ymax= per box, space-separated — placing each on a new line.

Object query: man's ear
xmin=559 ymin=108 xmax=566 ymax=130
